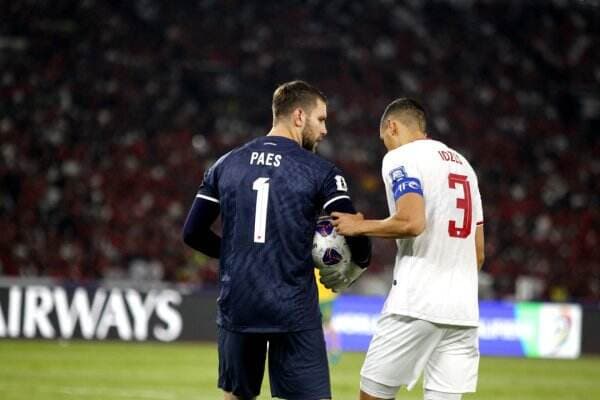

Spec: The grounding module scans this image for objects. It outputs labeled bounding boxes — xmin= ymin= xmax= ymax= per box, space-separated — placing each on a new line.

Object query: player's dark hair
xmin=272 ymin=80 xmax=327 ymax=119
xmin=380 ymin=98 xmax=426 ymax=132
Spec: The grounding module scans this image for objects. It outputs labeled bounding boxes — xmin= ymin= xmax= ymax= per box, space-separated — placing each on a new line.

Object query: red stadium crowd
xmin=1 ymin=0 xmax=598 ymax=301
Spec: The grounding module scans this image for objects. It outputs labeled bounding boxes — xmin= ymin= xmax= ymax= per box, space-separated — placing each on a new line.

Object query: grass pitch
xmin=0 ymin=340 xmax=598 ymax=399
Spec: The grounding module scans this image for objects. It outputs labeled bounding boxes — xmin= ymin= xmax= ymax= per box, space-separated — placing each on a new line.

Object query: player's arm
xmin=317 ymin=168 xmax=372 ymax=292
xmin=324 ymin=198 xmax=372 ymax=268
xmin=473 ymin=176 xmax=485 ymax=270
xmin=475 ymin=224 xmax=485 ymax=270
xmin=333 ymin=158 xmax=425 ymax=238
xmin=182 ymin=158 xmax=227 ymax=259
xmin=332 ymin=193 xmax=425 ymax=238
xmin=182 ymin=195 xmax=221 ymax=258
xmin=320 ymin=196 xmax=371 ymax=291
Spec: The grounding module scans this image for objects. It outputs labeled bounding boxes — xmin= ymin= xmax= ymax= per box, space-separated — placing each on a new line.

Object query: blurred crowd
xmin=1 ymin=0 xmax=598 ymax=301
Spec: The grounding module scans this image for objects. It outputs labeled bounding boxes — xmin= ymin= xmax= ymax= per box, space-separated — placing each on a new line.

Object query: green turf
xmin=0 ymin=340 xmax=598 ymax=399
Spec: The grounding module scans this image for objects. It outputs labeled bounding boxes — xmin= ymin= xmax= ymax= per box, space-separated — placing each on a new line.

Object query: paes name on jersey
xmin=250 ymin=151 xmax=282 ymax=167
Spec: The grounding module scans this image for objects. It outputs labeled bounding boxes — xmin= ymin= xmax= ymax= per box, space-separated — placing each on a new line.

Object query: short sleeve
xmin=320 ymin=165 xmax=352 ymax=210
xmin=196 ymin=151 xmax=235 ymax=204
xmin=383 ymin=155 xmax=424 ymax=202
xmin=195 ymin=164 xmax=220 ymax=204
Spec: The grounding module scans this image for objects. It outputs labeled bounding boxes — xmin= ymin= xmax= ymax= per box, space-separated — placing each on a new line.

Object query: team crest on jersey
xmin=390 ymin=166 xmax=408 ymax=182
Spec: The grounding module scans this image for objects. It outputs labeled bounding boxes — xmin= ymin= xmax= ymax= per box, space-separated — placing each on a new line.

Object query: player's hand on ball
xmin=319 ymin=262 xmax=365 ymax=292
xmin=319 ymin=265 xmax=346 ymax=291
xmin=331 ymin=212 xmax=364 ymax=236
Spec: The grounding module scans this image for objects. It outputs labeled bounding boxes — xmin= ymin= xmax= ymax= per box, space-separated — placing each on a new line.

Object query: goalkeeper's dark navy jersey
xmin=197 ymin=136 xmax=351 ymax=332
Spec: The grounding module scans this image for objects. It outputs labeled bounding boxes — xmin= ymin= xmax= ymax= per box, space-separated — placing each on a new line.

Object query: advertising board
xmin=331 ymin=295 xmax=581 ymax=358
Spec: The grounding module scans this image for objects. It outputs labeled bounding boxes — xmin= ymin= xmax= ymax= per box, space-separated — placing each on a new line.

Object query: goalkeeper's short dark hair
xmin=272 ymin=81 xmax=327 ymax=120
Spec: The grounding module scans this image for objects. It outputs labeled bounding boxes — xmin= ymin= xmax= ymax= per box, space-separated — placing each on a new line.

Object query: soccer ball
xmin=312 ymin=217 xmax=351 ymax=269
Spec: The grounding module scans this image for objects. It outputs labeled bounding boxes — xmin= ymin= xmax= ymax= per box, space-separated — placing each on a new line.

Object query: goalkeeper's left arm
xmin=320 ymin=198 xmax=372 ymax=291
xmin=323 ymin=197 xmax=372 ymax=268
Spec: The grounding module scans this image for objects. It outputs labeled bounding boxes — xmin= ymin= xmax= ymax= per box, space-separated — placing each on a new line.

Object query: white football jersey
xmin=381 ymin=139 xmax=483 ymax=327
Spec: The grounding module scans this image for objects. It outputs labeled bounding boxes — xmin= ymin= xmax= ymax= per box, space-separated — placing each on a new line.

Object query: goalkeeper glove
xmin=319 ymin=262 xmax=365 ymax=292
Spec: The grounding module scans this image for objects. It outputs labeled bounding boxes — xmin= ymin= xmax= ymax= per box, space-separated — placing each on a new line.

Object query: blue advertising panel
xmin=330 ymin=295 xmax=581 ymax=358
xmin=478 ymin=301 xmax=525 ymax=356
xmin=331 ymin=294 xmax=383 ymax=351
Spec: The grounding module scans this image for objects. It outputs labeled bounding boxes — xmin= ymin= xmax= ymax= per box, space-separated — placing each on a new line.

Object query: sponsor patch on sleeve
xmin=390 ymin=166 xmax=423 ymax=200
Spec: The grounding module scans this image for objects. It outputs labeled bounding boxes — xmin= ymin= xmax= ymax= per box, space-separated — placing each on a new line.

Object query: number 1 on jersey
xmin=252 ymin=177 xmax=270 ymax=243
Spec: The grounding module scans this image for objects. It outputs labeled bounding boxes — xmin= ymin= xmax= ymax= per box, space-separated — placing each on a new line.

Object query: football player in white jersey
xmin=330 ymin=98 xmax=485 ymax=400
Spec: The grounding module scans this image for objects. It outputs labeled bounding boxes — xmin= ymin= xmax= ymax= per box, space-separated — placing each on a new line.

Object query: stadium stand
xmin=1 ymin=0 xmax=598 ymax=301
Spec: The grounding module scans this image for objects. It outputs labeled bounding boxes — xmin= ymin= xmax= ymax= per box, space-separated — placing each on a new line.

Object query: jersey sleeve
xmin=320 ymin=165 xmax=372 ymax=269
xmin=196 ymin=152 xmax=233 ymax=204
xmin=383 ymin=154 xmax=424 ymax=202
xmin=319 ymin=165 xmax=352 ymax=210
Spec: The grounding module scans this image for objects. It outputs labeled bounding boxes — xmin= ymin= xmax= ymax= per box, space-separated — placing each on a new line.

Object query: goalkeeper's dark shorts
xmin=217 ymin=326 xmax=331 ymax=400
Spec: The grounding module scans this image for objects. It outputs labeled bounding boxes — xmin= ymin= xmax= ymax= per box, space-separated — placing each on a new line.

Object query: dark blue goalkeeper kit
xmin=183 ymin=135 xmax=371 ymax=399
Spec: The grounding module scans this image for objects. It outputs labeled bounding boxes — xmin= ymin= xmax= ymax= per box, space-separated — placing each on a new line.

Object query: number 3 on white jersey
xmin=448 ymin=173 xmax=472 ymax=238
xmin=252 ymin=177 xmax=270 ymax=243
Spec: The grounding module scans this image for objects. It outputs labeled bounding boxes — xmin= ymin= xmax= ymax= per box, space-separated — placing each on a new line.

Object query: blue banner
xmin=330 ymin=295 xmax=581 ymax=358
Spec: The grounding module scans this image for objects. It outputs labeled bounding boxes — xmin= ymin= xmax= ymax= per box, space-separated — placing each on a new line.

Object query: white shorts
xmin=360 ymin=313 xmax=479 ymax=397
